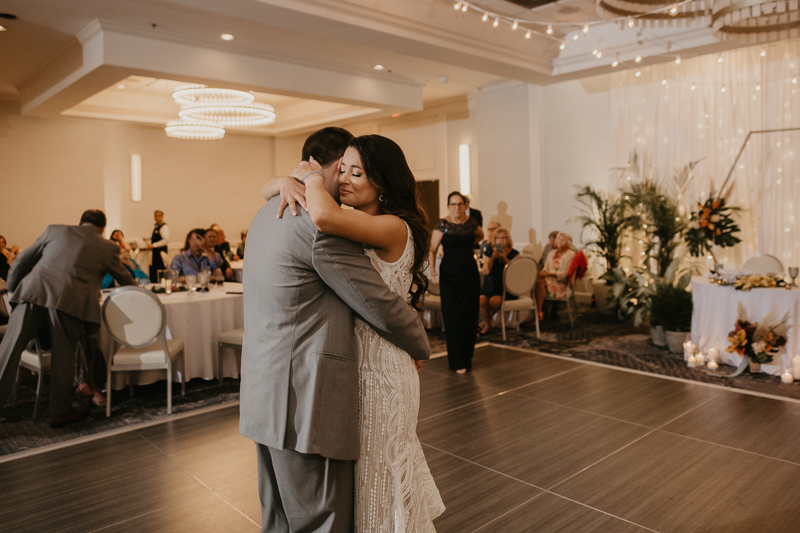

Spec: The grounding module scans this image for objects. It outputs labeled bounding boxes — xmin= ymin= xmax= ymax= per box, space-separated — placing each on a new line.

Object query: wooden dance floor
xmin=2 ymin=345 xmax=800 ymax=532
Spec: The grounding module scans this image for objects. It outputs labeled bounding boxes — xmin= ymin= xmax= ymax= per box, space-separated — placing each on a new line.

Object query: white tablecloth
xmin=104 ymin=282 xmax=244 ymax=389
xmin=229 ymin=260 xmax=244 ymax=282
xmin=691 ymin=277 xmax=799 ymax=375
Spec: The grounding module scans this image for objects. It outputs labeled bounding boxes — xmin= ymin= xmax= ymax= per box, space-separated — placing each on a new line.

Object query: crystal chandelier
xmin=172 ymin=84 xmax=254 ymax=106
xmin=178 ymin=102 xmax=277 ymax=127
xmin=165 ymin=119 xmax=225 ymax=141
xmin=711 ymin=0 xmax=800 ymax=43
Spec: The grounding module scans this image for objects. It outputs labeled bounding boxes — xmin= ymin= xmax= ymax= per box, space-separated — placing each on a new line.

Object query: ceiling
xmin=0 ymin=0 xmax=767 ymax=136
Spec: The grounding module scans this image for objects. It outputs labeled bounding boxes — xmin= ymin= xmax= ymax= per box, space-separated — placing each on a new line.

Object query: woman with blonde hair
xmin=478 ymin=228 xmax=519 ymax=334
xmin=536 ymin=232 xmax=575 ymax=320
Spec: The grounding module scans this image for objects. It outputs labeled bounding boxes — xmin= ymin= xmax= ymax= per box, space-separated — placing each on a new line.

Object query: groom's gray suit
xmin=240 ymin=196 xmax=431 ymax=533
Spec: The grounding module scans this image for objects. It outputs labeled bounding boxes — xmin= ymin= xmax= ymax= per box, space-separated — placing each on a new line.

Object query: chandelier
xmin=165 ymin=119 xmax=225 ymax=141
xmin=178 ymin=102 xmax=277 ymax=127
xmin=172 ymin=84 xmax=254 ymax=106
xmin=597 ymin=0 xmax=711 ymax=27
xmin=711 ymin=0 xmax=800 ymax=43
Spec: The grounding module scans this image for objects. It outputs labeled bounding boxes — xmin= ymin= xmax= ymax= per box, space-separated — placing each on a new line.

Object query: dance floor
xmin=2 ymin=344 xmax=800 ymax=532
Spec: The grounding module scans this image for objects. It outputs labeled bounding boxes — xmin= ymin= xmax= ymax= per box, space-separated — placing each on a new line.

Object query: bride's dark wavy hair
xmin=348 ymin=135 xmax=430 ymax=309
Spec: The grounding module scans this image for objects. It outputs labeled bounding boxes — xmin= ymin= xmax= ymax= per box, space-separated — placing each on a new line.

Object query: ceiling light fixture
xmin=165 ymin=120 xmax=225 ymax=141
xmin=179 ymin=102 xmax=276 ymax=127
xmin=172 ymin=84 xmax=254 ymax=106
xmin=220 ymin=33 xmax=235 ymax=41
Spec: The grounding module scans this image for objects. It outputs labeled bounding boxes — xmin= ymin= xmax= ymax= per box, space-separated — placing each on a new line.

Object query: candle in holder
xmin=793 ymin=355 xmax=800 ymax=380
xmin=683 ymin=341 xmax=696 ymax=362
xmin=782 ymin=371 xmax=794 ymax=384
xmin=707 ymin=361 xmax=719 ymax=371
xmin=695 ymin=353 xmax=706 ymax=365
xmin=708 ymin=347 xmax=719 ymax=363
xmin=687 ymin=356 xmax=696 ymax=368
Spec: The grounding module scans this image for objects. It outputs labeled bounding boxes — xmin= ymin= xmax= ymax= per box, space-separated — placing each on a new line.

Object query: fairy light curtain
xmin=610 ymin=38 xmax=800 ymax=270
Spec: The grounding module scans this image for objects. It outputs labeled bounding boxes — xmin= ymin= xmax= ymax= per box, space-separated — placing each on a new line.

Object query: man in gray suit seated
xmin=240 ymin=127 xmax=431 ymax=533
xmin=0 ymin=210 xmax=135 ymax=427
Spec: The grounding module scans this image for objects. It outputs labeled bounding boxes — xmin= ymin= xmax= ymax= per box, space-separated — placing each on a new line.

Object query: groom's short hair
xmin=302 ymin=127 xmax=353 ymax=167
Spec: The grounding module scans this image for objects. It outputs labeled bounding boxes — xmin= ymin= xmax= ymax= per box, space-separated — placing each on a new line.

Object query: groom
xmin=240 ymin=127 xmax=431 ymax=533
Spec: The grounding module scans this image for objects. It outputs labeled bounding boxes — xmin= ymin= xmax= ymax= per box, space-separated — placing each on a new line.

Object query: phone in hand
xmin=495 ymin=243 xmax=503 ymax=253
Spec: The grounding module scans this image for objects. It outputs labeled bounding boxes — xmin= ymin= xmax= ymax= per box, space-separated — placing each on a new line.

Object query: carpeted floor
xmin=3 ymin=304 xmax=798 ymax=457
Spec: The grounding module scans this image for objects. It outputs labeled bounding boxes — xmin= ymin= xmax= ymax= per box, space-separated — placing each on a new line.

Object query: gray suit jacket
xmin=239 ymin=197 xmax=431 ymax=461
xmin=7 ymin=225 xmax=136 ymax=324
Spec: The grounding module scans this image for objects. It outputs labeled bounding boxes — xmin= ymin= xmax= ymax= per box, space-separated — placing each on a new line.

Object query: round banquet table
xmin=691 ymin=277 xmax=798 ymax=375
xmin=103 ymin=282 xmax=244 ymax=389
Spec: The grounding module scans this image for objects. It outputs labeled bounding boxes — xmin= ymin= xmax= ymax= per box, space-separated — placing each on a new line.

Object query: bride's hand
xmin=273 ymin=176 xmax=307 ymax=218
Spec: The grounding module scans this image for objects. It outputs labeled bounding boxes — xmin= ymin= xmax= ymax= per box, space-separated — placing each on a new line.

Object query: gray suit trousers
xmin=0 ymin=302 xmax=83 ymax=417
xmin=256 ymin=444 xmax=354 ymax=533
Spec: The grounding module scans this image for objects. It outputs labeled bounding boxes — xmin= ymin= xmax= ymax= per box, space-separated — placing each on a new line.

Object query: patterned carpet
xmin=2 ymin=304 xmax=798 ymax=457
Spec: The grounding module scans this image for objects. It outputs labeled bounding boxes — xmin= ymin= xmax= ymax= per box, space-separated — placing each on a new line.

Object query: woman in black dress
xmin=429 ymin=191 xmax=484 ymax=373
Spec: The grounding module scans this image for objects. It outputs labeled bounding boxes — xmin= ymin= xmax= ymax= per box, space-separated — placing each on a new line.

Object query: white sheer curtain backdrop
xmin=610 ymin=39 xmax=800 ymax=270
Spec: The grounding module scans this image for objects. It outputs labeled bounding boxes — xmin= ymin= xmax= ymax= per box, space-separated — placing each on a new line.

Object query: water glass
xmin=185 ymin=274 xmax=196 ymax=293
xmin=198 ymin=269 xmax=210 ymax=289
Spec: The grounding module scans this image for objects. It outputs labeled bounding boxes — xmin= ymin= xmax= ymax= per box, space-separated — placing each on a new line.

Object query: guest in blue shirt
xmin=102 ymin=248 xmax=149 ymax=288
xmin=170 ymin=228 xmax=222 ymax=279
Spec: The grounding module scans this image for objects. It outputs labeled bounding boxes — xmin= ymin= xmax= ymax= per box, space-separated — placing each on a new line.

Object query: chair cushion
xmin=218 ymin=328 xmax=245 ymax=346
xmin=113 ymin=339 xmax=184 ymax=366
xmin=422 ymin=294 xmax=442 ymax=311
xmin=502 ymin=297 xmax=534 ymax=311
xmin=20 ymin=350 xmax=51 ymax=371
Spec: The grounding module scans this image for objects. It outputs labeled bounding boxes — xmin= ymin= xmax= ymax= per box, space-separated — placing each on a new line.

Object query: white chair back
xmin=103 ymin=287 xmax=166 ymax=348
xmin=743 ymin=254 xmax=784 ymax=275
xmin=503 ymin=256 xmax=538 ymax=297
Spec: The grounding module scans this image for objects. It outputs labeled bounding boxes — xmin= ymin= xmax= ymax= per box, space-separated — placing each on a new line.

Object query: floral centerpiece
xmin=734 ymin=274 xmax=782 ymax=291
xmin=685 ymin=197 xmax=741 ymax=257
xmin=721 ymin=304 xmax=788 ymax=376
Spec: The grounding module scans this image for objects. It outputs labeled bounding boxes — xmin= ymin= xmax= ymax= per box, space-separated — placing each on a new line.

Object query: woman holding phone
xmin=478 ymin=228 xmax=519 ymax=334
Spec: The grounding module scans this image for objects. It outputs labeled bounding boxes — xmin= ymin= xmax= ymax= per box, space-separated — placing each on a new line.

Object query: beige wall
xmin=1 ymin=107 xmax=274 ymax=250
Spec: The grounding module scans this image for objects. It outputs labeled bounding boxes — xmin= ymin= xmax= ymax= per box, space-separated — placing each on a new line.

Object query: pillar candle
xmin=687 ymin=356 xmax=696 ymax=368
xmin=708 ymin=347 xmax=719 ymax=363
xmin=695 ymin=353 xmax=706 ymax=365
xmin=707 ymin=361 xmax=719 ymax=371
xmin=782 ymin=371 xmax=794 ymax=384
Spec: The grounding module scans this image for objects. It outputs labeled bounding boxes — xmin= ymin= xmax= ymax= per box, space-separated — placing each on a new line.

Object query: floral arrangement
xmin=726 ymin=305 xmax=787 ymax=365
xmin=734 ymin=274 xmax=781 ymax=291
xmin=685 ymin=197 xmax=741 ymax=257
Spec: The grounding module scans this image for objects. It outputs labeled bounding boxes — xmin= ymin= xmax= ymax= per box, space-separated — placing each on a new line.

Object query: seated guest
xmin=479 ymin=221 xmax=501 ymax=260
xmin=235 ymin=229 xmax=247 ymax=260
xmin=103 ymin=247 xmax=148 ymax=288
xmin=536 ymin=232 xmax=576 ymax=321
xmin=205 ymin=227 xmax=234 ymax=281
xmin=478 ymin=229 xmax=519 ymax=334
xmin=210 ymin=224 xmax=232 ymax=256
xmin=109 ymin=229 xmax=133 ymax=257
xmin=170 ymin=228 xmax=222 ymax=278
xmin=539 ymin=230 xmax=559 ymax=270
xmin=0 ymin=235 xmax=19 ymax=281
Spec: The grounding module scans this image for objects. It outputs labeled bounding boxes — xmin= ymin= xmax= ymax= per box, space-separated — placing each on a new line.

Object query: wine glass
xmin=789 ymin=267 xmax=799 ymax=288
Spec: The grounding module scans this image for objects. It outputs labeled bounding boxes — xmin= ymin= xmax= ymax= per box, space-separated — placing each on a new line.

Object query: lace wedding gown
xmin=354 ymin=222 xmax=446 ymax=533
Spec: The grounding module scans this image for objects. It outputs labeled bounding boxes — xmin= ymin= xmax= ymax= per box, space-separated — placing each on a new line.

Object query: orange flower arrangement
xmin=685 ymin=197 xmax=741 ymax=257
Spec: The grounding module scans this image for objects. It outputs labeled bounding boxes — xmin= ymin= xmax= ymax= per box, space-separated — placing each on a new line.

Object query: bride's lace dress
xmin=354 ymin=221 xmax=446 ymax=533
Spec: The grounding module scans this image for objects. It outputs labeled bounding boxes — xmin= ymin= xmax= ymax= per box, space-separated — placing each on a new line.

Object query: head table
xmin=691 ymin=277 xmax=798 ymax=375
xmin=102 ymin=282 xmax=244 ymax=389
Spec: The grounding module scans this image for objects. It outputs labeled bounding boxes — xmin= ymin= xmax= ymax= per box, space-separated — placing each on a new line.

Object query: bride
xmin=263 ymin=134 xmax=445 ymax=532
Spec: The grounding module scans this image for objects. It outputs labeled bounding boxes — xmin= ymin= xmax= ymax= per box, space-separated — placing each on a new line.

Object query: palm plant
xmin=572 ymin=185 xmax=638 ymax=273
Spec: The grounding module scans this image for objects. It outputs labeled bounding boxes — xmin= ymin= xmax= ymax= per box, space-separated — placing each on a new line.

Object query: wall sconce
xmin=459 ymin=144 xmax=470 ymax=195
xmin=131 ymin=154 xmax=142 ymax=202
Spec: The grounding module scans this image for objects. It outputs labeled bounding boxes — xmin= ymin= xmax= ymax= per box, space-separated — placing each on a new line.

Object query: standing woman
xmin=430 ymin=191 xmax=483 ymax=374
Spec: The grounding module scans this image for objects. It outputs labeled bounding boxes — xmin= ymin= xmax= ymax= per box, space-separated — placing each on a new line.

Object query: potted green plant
xmin=572 ymin=185 xmax=638 ymax=311
xmin=650 ymin=285 xmax=693 ymax=353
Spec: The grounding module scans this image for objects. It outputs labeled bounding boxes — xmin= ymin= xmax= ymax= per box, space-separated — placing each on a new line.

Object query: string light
xmin=635 ymin=55 xmax=642 ymax=63
xmin=760 ymin=47 xmax=766 ymax=57
xmin=717 ymin=53 xmax=723 ymax=63
xmin=546 ymin=24 xmax=553 ymax=35
xmin=661 ymin=79 xmax=667 ymax=85
xmin=627 ymin=18 xmax=636 ymax=27
xmin=675 ymin=54 xmax=681 ymax=64
xmin=612 ymin=58 xmax=619 ymax=67
xmin=690 ymin=83 xmax=696 ymax=90
xmin=454 ymin=2 xmax=461 ymax=9
xmin=582 ymin=24 xmax=589 ymax=33
xmin=592 ymin=49 xmax=598 ymax=56
xmin=482 ymin=12 xmax=488 ymax=22
xmin=525 ymin=30 xmax=531 ymax=39
xmin=493 ymin=16 xmax=499 ymax=27
xmin=756 ymin=84 xmax=761 ymax=91
xmin=793 ymin=77 xmax=798 ymax=85
xmin=573 ymin=33 xmax=579 ymax=40
xmin=635 ymin=71 xmax=641 ymax=77
xmin=461 ymin=2 xmax=468 ymax=12
xmin=720 ymin=86 xmax=727 ymax=93
xmin=596 ymin=50 xmax=602 ymax=58
xmin=512 ymin=19 xmax=518 ymax=30
xmin=669 ymin=5 xmax=678 ymax=15
xmin=559 ymin=41 xmax=566 ymax=50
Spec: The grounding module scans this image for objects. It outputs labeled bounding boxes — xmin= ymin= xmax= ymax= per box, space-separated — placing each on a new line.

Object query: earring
xmin=379 ymin=194 xmax=386 ymax=202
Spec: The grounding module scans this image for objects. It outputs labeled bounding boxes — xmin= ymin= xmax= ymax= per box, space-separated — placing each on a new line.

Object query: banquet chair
xmin=544 ymin=271 xmax=579 ymax=328
xmin=11 ymin=338 xmax=51 ymax=419
xmin=218 ymin=328 xmax=244 ymax=385
xmin=742 ymin=254 xmax=784 ymax=276
xmin=500 ymin=256 xmax=540 ymax=341
xmin=102 ymin=286 xmax=185 ymax=417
